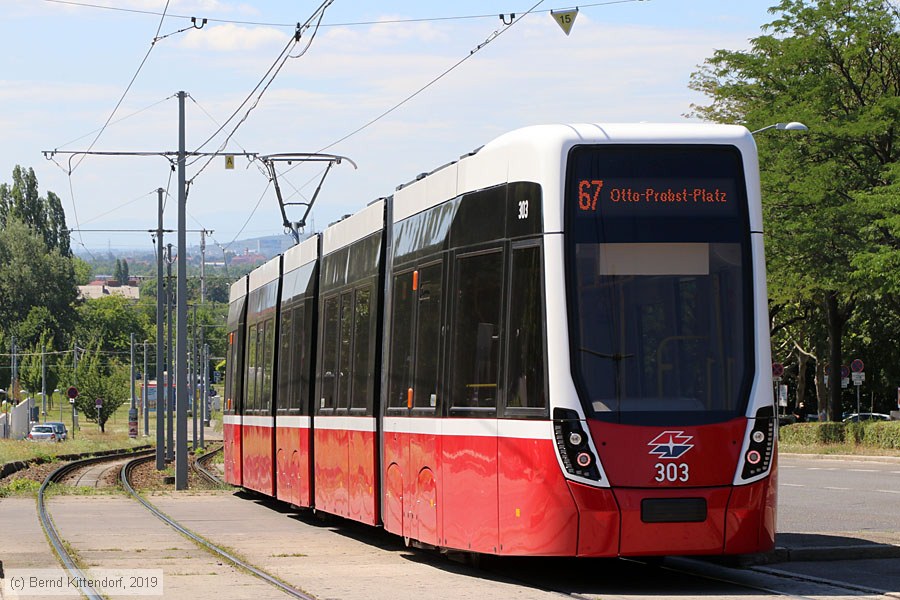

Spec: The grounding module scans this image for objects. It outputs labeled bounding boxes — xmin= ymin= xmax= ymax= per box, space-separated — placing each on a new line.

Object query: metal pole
xmin=192 ymin=303 xmax=198 ymax=451
xmin=41 ymin=350 xmax=47 ymax=422
xmin=201 ymin=343 xmax=208 ymax=448
xmin=129 ymin=332 xmax=137 ymax=438
xmin=200 ymin=229 xmax=207 ymax=303
xmin=156 ymin=187 xmax=166 ymax=469
xmin=176 ymin=90 xmax=189 ymax=490
xmin=166 ymin=244 xmax=174 ymax=462
xmin=143 ymin=341 xmax=149 ymax=436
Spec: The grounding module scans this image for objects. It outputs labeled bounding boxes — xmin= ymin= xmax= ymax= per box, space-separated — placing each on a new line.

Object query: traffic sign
xmin=772 ymin=362 xmax=785 ymax=378
xmin=840 ymin=365 xmax=851 ymax=379
xmin=851 ymin=372 xmax=865 ymax=385
xmin=851 ymin=358 xmax=864 ymax=373
xmin=95 ymin=398 xmax=103 ymax=408
xmin=551 ymin=8 xmax=579 ymax=35
xmin=66 ymin=386 xmax=78 ymax=399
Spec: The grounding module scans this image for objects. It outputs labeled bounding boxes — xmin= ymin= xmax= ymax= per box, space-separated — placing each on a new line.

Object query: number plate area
xmin=641 ymin=497 xmax=707 ymax=523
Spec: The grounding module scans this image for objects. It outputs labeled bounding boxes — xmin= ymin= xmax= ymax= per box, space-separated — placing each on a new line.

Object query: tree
xmin=690 ymin=0 xmax=900 ymax=420
xmin=0 ymin=218 xmax=78 ymax=348
xmin=0 ymin=166 xmax=71 ymax=256
xmin=75 ymin=295 xmax=146 ymax=354
xmin=60 ymin=342 xmax=130 ymax=432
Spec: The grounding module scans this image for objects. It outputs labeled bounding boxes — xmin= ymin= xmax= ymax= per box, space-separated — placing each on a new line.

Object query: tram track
xmin=37 ymin=448 xmax=156 ymax=600
xmin=120 ymin=453 xmax=315 ymax=600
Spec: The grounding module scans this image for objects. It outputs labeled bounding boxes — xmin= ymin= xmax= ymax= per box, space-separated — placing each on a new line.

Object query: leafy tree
xmin=58 ymin=343 xmax=130 ymax=433
xmin=690 ymin=0 xmax=900 ymax=420
xmin=113 ymin=258 xmax=130 ymax=284
xmin=0 ymin=219 xmax=78 ymax=348
xmin=0 ymin=166 xmax=71 ymax=256
xmin=16 ymin=333 xmax=57 ymax=406
xmin=75 ymin=295 xmax=146 ymax=354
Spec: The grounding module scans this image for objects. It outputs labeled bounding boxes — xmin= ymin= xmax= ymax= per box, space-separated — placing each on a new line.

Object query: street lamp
xmin=751 ymin=122 xmax=809 ymax=135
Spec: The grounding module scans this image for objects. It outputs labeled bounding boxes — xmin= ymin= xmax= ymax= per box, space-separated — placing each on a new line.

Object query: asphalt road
xmin=778 ymin=454 xmax=900 ymax=534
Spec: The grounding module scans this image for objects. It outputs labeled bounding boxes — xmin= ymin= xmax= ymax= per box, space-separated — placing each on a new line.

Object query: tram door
xmin=442 ymin=249 xmax=502 ymax=553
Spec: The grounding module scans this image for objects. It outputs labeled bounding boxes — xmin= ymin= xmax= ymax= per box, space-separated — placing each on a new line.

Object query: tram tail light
xmin=553 ymin=408 xmax=602 ymax=482
xmin=740 ymin=406 xmax=775 ymax=481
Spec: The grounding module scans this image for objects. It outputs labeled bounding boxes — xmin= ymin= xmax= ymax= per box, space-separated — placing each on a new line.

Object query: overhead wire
xmin=68 ymin=0 xmax=172 ymax=175
xmin=185 ymin=0 xmax=333 ymax=189
xmin=39 ymin=0 xmax=649 ymax=28
xmin=292 ymin=0 xmax=548 ymax=169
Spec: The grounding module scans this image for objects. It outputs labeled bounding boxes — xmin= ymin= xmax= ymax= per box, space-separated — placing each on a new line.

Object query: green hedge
xmin=780 ymin=421 xmax=900 ymax=449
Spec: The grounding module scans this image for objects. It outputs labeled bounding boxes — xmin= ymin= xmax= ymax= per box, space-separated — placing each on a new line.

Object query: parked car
xmin=842 ymin=412 xmax=891 ymax=423
xmin=27 ymin=424 xmax=59 ymax=441
xmin=45 ymin=421 xmax=68 ymax=440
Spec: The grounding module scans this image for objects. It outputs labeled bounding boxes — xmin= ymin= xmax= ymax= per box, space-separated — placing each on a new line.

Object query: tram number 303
xmin=654 ymin=463 xmax=689 ymax=483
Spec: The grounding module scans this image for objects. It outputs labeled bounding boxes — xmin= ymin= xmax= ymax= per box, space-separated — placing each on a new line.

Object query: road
xmin=778 ymin=454 xmax=900 ymax=535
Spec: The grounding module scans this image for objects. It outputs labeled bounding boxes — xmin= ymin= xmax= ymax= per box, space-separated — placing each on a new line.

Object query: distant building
xmin=78 ymin=283 xmax=140 ymax=300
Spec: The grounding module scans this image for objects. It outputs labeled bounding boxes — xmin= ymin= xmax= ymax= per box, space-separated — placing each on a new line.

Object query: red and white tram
xmin=225 ymin=123 xmax=777 ymax=557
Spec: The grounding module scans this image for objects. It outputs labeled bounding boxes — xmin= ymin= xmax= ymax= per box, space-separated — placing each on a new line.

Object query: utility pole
xmin=129 ymin=333 xmax=137 ymax=439
xmin=72 ymin=340 xmax=78 ymax=436
xmin=156 ymin=186 xmax=165 ymax=469
xmin=176 ymin=90 xmax=188 ymax=490
xmin=201 ymin=342 xmax=208 ymax=448
xmin=143 ymin=341 xmax=149 ymax=436
xmin=41 ymin=350 xmax=47 ymax=422
xmin=166 ymin=243 xmax=175 ymax=462
xmin=200 ymin=229 xmax=208 ymax=303
xmin=192 ymin=303 xmax=198 ymax=451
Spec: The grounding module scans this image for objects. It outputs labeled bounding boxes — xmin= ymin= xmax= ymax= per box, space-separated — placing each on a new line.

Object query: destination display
xmin=574 ymin=176 xmax=739 ymax=217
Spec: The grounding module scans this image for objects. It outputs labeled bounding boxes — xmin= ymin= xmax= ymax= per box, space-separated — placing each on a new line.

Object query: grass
xmin=0 ymin=402 xmax=155 ymax=465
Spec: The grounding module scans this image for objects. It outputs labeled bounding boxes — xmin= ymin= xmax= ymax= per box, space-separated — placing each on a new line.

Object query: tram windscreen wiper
xmin=578 ymin=347 xmax=633 ymax=414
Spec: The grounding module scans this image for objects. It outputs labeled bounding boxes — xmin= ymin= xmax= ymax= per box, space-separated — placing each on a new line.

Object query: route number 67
xmin=654 ymin=462 xmax=689 ymax=483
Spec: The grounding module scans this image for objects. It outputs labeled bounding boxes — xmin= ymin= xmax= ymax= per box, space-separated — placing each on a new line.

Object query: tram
xmin=224 ymin=123 xmax=777 ymax=557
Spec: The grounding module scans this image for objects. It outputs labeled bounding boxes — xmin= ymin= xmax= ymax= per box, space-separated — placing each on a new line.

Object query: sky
xmin=0 ymin=0 xmax=782 ymax=257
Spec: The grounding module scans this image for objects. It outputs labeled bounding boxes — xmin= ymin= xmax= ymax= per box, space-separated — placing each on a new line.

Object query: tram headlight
xmin=553 ymin=408 xmax=602 ymax=483
xmin=740 ymin=406 xmax=776 ymax=481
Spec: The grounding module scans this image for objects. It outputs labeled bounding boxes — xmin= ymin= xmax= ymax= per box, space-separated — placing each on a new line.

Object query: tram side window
xmin=262 ymin=319 xmax=274 ymax=412
xmin=506 ymin=245 xmax=547 ymax=412
xmin=294 ymin=300 xmax=315 ymax=415
xmin=414 ymin=263 xmax=442 ymax=410
xmin=450 ymin=250 xmax=503 ymax=413
xmin=338 ymin=292 xmax=353 ymax=411
xmin=290 ymin=303 xmax=306 ymax=412
xmin=351 ymin=287 xmax=373 ymax=412
xmin=245 ymin=323 xmax=259 ymax=413
xmin=224 ymin=335 xmax=233 ymax=411
xmin=388 ymin=271 xmax=415 ymax=409
xmin=277 ymin=309 xmax=293 ymax=411
xmin=320 ymin=297 xmax=339 ymax=411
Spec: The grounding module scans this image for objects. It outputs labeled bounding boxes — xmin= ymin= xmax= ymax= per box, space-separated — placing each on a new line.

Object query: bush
xmin=779 ymin=420 xmax=900 ymax=449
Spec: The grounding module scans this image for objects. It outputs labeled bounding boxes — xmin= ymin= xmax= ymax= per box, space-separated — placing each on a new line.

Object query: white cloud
xmin=178 ymin=23 xmax=288 ymax=52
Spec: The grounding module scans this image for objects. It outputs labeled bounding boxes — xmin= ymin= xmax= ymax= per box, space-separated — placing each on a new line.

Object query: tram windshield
xmin=565 ymin=145 xmax=753 ymax=425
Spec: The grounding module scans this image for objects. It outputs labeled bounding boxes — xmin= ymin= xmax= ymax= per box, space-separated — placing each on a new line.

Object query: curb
xmin=780 ymin=452 xmax=900 ymax=464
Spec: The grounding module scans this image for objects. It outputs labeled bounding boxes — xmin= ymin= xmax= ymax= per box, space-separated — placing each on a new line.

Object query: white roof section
xmin=229 ymin=276 xmax=247 ymax=303
xmin=322 ymin=199 xmax=385 ymax=255
xmin=282 ymin=234 xmax=319 ymax=273
xmin=248 ymin=255 xmax=281 ymax=292
xmin=389 ymin=122 xmax=761 ymax=231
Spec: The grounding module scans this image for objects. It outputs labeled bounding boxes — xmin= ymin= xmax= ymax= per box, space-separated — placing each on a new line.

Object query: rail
xmin=121 ymin=454 xmax=315 ymax=600
xmin=38 ymin=448 xmax=155 ymax=600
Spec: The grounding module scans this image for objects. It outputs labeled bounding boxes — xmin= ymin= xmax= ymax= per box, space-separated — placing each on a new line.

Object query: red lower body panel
xmin=276 ymin=418 xmax=312 ymax=508
xmin=223 ymin=418 xmax=242 ymax=486
xmin=242 ymin=419 xmax=275 ymax=496
xmin=314 ymin=418 xmax=377 ymax=525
